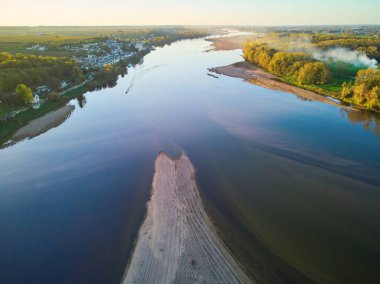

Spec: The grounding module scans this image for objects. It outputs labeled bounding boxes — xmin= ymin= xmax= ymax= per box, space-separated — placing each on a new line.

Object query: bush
xmin=15 ymin=84 xmax=33 ymax=103
xmin=0 ymin=92 xmax=25 ymax=106
xmin=47 ymin=92 xmax=60 ymax=101
xmin=297 ymin=62 xmax=330 ymax=85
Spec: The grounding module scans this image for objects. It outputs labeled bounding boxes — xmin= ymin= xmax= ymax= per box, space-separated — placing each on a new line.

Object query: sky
xmin=1 ymin=0 xmax=379 ymax=26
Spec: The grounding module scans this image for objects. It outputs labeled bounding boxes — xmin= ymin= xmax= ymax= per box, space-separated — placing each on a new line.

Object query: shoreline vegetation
xmin=0 ymin=54 xmax=142 ymax=146
xmin=209 ymin=34 xmax=380 ymax=114
xmin=210 ymin=61 xmax=353 ymax=110
xmin=208 ymin=35 xmax=380 ymax=139
xmin=122 ymin=152 xmax=252 ymax=284
xmin=242 ymin=35 xmax=380 ymax=112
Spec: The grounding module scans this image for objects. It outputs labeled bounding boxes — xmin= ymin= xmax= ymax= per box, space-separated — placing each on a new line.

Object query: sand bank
xmin=210 ymin=62 xmax=354 ymax=110
xmin=122 ymin=152 xmax=252 ymax=284
xmin=12 ymin=105 xmax=75 ymax=142
xmin=206 ymin=35 xmax=255 ymax=51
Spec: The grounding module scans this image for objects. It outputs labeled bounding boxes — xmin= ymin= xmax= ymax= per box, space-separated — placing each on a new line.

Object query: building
xmin=35 ymin=85 xmax=50 ymax=95
xmin=31 ymin=95 xmax=41 ymax=109
xmin=133 ymin=42 xmax=145 ymax=51
xmin=60 ymin=80 xmax=69 ymax=90
xmin=31 ymin=95 xmax=40 ymax=104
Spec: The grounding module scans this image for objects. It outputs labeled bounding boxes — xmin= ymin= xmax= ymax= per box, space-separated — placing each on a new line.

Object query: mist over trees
xmin=243 ymin=41 xmax=330 ymax=85
xmin=243 ymin=39 xmax=380 ymax=111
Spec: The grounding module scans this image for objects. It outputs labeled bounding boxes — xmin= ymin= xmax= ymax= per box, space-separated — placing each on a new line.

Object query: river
xmin=0 ymin=36 xmax=379 ymax=284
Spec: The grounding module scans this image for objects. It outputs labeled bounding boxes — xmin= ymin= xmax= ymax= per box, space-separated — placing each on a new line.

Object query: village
xmin=25 ymin=39 xmax=147 ymax=106
xmin=0 ymin=37 xmax=149 ymax=125
xmin=69 ymin=39 xmax=145 ymax=70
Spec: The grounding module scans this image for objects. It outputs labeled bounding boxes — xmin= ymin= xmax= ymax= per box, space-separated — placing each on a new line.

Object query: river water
xmin=0 ymin=36 xmax=379 ymax=284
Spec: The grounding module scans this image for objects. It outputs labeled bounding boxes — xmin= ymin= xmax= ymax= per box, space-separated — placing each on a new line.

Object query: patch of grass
xmin=0 ymin=104 xmax=19 ymax=116
xmin=280 ymin=75 xmax=346 ymax=101
xmin=62 ymin=84 xmax=89 ymax=99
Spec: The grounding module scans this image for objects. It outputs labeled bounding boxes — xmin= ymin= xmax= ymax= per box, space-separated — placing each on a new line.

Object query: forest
xmin=0 ymin=52 xmax=81 ymax=92
xmin=243 ymin=34 xmax=380 ymax=111
xmin=0 ymin=52 xmax=83 ymax=108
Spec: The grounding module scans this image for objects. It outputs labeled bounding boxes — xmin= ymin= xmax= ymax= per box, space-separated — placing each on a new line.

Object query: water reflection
xmin=2 ymin=104 xmax=75 ymax=149
xmin=76 ymin=94 xmax=87 ymax=109
xmin=341 ymin=108 xmax=380 ymax=136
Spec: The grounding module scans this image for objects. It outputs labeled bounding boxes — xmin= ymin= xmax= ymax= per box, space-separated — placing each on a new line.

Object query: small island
xmin=122 ymin=152 xmax=251 ymax=284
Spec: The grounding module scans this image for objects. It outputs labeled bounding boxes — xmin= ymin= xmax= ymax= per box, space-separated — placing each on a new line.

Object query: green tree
xmin=47 ymin=77 xmax=61 ymax=91
xmin=47 ymin=91 xmax=60 ymax=101
xmin=72 ymin=66 xmax=83 ymax=83
xmin=297 ymin=62 xmax=330 ymax=85
xmin=350 ymin=68 xmax=380 ymax=110
xmin=341 ymin=81 xmax=354 ymax=98
xmin=15 ymin=84 xmax=33 ymax=103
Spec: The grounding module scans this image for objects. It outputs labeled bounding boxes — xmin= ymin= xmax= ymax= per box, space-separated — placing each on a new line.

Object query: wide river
xmin=1 ymin=36 xmax=379 ymax=284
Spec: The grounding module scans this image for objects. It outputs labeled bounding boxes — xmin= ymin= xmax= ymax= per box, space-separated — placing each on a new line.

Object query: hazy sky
xmin=1 ymin=0 xmax=379 ymax=26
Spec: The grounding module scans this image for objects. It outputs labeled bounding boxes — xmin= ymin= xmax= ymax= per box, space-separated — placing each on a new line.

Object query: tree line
xmin=243 ymin=40 xmax=380 ymax=111
xmin=0 ymin=52 xmax=84 ymax=107
xmin=243 ymin=41 xmax=331 ymax=85
xmin=311 ymin=34 xmax=380 ymax=60
xmin=342 ymin=68 xmax=380 ymax=110
xmin=0 ymin=52 xmax=83 ymax=93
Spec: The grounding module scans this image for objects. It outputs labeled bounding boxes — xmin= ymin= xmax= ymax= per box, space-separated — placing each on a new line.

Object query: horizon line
xmin=0 ymin=24 xmax=380 ymax=28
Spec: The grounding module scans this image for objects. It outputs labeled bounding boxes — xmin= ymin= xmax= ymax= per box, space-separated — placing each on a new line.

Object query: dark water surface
xmin=0 ymin=37 xmax=379 ymax=284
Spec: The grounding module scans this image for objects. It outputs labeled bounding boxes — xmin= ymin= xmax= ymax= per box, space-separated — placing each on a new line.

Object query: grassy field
xmin=276 ymin=61 xmax=364 ymax=106
xmin=0 ymin=34 xmax=97 ymax=56
xmin=0 ymin=35 xmax=94 ymax=43
xmin=0 ymin=104 xmax=19 ymax=116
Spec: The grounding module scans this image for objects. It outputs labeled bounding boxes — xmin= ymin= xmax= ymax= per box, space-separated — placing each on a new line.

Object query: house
xmin=31 ymin=95 xmax=40 ymax=104
xmin=31 ymin=95 xmax=41 ymax=109
xmin=60 ymin=80 xmax=69 ymax=90
xmin=133 ymin=42 xmax=145 ymax=51
xmin=35 ymin=85 xmax=50 ymax=95
xmin=26 ymin=44 xmax=46 ymax=51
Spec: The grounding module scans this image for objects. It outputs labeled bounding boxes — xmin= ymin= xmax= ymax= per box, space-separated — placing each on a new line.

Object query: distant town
xmin=21 ymin=38 xmax=149 ymax=99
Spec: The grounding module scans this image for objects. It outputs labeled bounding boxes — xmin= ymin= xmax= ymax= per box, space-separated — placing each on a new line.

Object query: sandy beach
xmin=206 ymin=35 xmax=255 ymax=51
xmin=210 ymin=62 xmax=355 ymax=110
xmin=122 ymin=152 xmax=252 ymax=284
xmin=12 ymin=105 xmax=75 ymax=142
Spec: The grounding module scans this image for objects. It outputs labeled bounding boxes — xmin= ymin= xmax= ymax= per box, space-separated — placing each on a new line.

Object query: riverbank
xmin=0 ymin=84 xmax=88 ymax=147
xmin=11 ymin=105 xmax=74 ymax=143
xmin=210 ymin=61 xmax=355 ymax=110
xmin=0 ymin=49 xmax=151 ymax=147
xmin=122 ymin=152 xmax=251 ymax=284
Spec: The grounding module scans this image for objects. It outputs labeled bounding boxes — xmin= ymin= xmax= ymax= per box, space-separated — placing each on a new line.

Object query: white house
xmin=133 ymin=42 xmax=145 ymax=51
xmin=31 ymin=95 xmax=40 ymax=104
xmin=60 ymin=80 xmax=69 ymax=90
xmin=36 ymin=85 xmax=50 ymax=95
